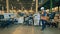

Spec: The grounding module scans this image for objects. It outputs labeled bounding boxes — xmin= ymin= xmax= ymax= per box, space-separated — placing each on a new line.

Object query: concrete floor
xmin=0 ymin=25 xmax=60 ymax=34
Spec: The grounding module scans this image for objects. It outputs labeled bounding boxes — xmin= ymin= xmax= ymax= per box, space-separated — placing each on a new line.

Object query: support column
xmin=12 ymin=6 xmax=13 ymax=10
xmin=2 ymin=6 xmax=4 ymax=14
xmin=36 ymin=0 xmax=38 ymax=13
xmin=2 ymin=6 xmax=4 ymax=10
xmin=50 ymin=0 xmax=52 ymax=12
xmin=58 ymin=1 xmax=59 ymax=12
xmin=6 ymin=0 xmax=9 ymax=13
xmin=31 ymin=6 xmax=32 ymax=10
xmin=21 ymin=4 xmax=24 ymax=11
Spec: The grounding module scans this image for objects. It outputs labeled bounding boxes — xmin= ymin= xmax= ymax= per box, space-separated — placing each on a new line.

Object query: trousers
xmin=42 ymin=20 xmax=46 ymax=30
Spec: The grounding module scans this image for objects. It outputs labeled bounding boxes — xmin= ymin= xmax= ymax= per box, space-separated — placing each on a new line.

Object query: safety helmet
xmin=41 ymin=7 xmax=44 ymax=10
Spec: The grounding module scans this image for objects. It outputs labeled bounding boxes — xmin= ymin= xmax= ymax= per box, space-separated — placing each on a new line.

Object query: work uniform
xmin=33 ymin=13 xmax=40 ymax=25
xmin=41 ymin=11 xmax=47 ymax=30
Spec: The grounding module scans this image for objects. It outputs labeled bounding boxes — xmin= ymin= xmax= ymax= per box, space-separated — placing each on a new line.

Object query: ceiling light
xmin=33 ymin=0 xmax=35 ymax=1
xmin=17 ymin=0 xmax=19 ymax=2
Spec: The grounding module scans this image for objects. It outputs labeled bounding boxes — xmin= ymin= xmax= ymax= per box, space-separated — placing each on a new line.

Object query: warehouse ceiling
xmin=0 ymin=0 xmax=49 ymax=10
xmin=0 ymin=0 xmax=58 ymax=10
xmin=38 ymin=0 xmax=60 ymax=11
xmin=9 ymin=0 xmax=36 ymax=10
xmin=0 ymin=0 xmax=6 ymax=10
xmin=0 ymin=0 xmax=36 ymax=10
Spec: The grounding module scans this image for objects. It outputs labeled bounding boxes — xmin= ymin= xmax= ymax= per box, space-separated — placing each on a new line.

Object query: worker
xmin=41 ymin=7 xmax=47 ymax=31
xmin=33 ymin=12 xmax=40 ymax=26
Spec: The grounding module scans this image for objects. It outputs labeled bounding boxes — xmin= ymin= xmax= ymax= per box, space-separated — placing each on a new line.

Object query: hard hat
xmin=41 ymin=7 xmax=44 ymax=10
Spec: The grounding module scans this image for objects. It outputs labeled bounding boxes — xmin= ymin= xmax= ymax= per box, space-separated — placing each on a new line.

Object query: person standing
xmin=41 ymin=7 xmax=47 ymax=31
xmin=33 ymin=12 xmax=40 ymax=26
